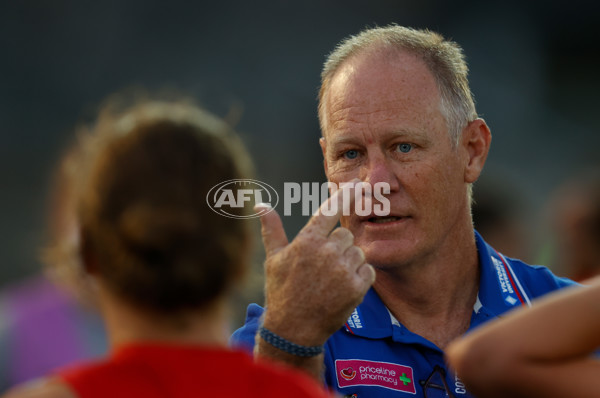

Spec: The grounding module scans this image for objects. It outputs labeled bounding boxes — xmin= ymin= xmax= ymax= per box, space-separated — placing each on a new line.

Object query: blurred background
xmin=2 ymin=0 xmax=600 ymax=306
xmin=2 ymin=0 xmax=600 ymax=388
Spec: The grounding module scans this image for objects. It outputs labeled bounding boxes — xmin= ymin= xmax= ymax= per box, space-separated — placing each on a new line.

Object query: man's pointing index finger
xmin=301 ymin=179 xmax=362 ymax=237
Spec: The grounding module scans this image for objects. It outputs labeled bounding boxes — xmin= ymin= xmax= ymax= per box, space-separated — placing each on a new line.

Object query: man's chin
xmin=362 ymin=241 xmax=417 ymax=269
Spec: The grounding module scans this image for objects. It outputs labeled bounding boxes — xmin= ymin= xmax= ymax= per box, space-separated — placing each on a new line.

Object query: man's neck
xmin=373 ymin=228 xmax=480 ymax=349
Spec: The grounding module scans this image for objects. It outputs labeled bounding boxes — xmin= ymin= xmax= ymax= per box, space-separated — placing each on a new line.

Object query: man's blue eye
xmin=397 ymin=143 xmax=412 ymax=153
xmin=344 ymin=150 xmax=359 ymax=159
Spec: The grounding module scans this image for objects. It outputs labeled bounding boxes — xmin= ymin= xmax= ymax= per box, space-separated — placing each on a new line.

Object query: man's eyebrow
xmin=327 ymin=130 xmax=422 ymax=146
xmin=327 ymin=135 xmax=359 ymax=146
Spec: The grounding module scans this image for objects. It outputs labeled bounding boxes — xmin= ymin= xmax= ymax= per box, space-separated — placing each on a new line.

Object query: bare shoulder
xmin=2 ymin=378 xmax=76 ymax=398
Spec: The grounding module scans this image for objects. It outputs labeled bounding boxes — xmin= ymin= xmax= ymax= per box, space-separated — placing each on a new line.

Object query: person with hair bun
xmin=2 ymin=98 xmax=332 ymax=398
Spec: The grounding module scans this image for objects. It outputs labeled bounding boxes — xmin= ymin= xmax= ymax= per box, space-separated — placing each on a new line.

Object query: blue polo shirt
xmin=231 ymin=231 xmax=575 ymax=397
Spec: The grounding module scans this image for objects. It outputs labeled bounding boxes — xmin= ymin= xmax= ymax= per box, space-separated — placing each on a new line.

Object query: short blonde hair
xmin=318 ymin=24 xmax=478 ymax=146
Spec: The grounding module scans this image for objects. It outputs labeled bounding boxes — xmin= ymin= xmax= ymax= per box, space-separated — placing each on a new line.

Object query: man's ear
xmin=462 ymin=119 xmax=492 ymax=183
xmin=319 ymin=137 xmax=329 ymax=177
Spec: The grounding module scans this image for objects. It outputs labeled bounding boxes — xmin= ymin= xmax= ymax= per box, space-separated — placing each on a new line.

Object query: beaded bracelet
xmin=258 ymin=326 xmax=324 ymax=357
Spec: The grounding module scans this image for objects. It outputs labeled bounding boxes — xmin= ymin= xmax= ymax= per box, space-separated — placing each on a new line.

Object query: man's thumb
xmin=255 ymin=204 xmax=288 ymax=256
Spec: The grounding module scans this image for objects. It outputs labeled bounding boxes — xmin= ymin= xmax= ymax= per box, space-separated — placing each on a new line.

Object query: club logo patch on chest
xmin=335 ymin=359 xmax=416 ymax=394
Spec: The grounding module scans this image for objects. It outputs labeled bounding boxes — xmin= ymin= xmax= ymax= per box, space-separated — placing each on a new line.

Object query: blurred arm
xmin=446 ymin=276 xmax=600 ymax=398
xmin=1 ymin=378 xmax=76 ymax=398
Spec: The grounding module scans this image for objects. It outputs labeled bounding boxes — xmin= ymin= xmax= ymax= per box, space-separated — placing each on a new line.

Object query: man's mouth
xmin=366 ymin=216 xmax=403 ymax=224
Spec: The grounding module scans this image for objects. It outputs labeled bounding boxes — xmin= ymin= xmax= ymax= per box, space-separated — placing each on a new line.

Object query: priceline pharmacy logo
xmin=206 ymin=179 xmax=391 ymax=219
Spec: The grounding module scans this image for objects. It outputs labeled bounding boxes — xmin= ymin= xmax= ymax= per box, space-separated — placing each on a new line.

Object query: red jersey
xmin=59 ymin=343 xmax=331 ymax=398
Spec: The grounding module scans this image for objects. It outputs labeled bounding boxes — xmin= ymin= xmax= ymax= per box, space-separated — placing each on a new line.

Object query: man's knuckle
xmin=322 ymin=241 xmax=338 ymax=255
xmin=334 ymin=227 xmax=353 ymax=241
xmin=344 ymin=246 xmax=363 ymax=264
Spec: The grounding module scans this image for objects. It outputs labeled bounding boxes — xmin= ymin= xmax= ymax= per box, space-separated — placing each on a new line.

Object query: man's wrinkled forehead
xmin=320 ymin=48 xmax=443 ymax=139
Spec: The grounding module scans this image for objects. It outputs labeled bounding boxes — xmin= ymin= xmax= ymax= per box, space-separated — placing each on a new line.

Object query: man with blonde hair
xmin=232 ymin=25 xmax=575 ymax=398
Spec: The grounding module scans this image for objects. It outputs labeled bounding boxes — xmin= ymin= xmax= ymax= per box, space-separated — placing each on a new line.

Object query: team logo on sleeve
xmin=335 ymin=359 xmax=416 ymax=394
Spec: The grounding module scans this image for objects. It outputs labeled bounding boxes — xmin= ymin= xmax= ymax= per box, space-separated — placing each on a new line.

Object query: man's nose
xmin=360 ymin=155 xmax=400 ymax=192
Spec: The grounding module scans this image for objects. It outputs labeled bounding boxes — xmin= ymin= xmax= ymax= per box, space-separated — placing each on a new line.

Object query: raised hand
xmin=256 ymin=181 xmax=376 ymax=348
